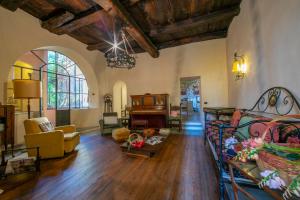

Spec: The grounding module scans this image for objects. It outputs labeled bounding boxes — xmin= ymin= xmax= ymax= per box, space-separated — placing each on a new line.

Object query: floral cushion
xmin=249 ymin=121 xmax=279 ymax=142
xmin=170 ymin=111 xmax=179 ymax=117
xmin=278 ymin=124 xmax=300 ymax=143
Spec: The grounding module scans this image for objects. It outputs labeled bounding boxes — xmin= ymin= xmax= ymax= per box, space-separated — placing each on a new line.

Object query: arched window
xmin=47 ymin=51 xmax=89 ymax=109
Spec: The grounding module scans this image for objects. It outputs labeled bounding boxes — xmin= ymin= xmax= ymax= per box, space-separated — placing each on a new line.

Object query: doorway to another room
xmin=180 ymin=76 xmax=202 ymax=134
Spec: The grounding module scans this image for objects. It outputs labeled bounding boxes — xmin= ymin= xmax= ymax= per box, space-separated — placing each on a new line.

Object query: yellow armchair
xmin=24 ymin=117 xmax=80 ymax=159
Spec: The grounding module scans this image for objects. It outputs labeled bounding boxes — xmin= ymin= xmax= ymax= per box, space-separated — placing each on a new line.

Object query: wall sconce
xmin=232 ymin=52 xmax=247 ymax=80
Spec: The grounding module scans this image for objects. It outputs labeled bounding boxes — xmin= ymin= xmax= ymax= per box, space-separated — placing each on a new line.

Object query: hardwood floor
xmin=1 ymin=132 xmax=219 ymax=200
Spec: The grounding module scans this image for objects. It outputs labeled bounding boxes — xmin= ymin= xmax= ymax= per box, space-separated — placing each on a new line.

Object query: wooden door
xmin=56 ymin=109 xmax=70 ymax=126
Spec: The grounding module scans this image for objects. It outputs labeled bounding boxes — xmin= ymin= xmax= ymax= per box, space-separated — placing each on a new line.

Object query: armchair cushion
xmin=64 ymin=132 xmax=80 ymax=141
xmin=104 ymin=116 xmax=118 ymax=125
xmin=24 ymin=117 xmax=50 ymax=134
xmin=55 ymin=125 xmax=76 ymax=133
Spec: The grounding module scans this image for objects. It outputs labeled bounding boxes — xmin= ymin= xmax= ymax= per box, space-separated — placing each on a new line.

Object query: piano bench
xmin=132 ymin=120 xmax=148 ymax=130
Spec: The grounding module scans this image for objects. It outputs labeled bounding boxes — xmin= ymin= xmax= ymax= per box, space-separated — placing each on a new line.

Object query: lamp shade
xmin=13 ymin=79 xmax=41 ymax=99
xmin=232 ymin=60 xmax=240 ymax=73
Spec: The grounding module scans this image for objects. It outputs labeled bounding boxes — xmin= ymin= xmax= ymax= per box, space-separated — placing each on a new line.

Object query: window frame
xmin=47 ymin=51 xmax=89 ymax=110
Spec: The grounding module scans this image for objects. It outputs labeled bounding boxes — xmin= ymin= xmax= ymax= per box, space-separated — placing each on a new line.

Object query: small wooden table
xmin=227 ymin=160 xmax=298 ymax=200
xmin=120 ymin=134 xmax=169 ymax=157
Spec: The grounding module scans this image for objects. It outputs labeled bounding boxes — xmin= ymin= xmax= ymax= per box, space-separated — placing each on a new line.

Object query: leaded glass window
xmin=47 ymin=51 xmax=89 ymax=109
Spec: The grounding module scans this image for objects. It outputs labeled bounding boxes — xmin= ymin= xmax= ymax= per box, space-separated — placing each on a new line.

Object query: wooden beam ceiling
xmin=87 ymin=40 xmax=108 ymax=51
xmin=157 ymin=30 xmax=227 ymax=50
xmin=44 ymin=9 xmax=106 ymax=35
xmin=0 ymin=0 xmax=28 ymax=11
xmin=1 ymin=0 xmax=242 ymax=57
xmin=93 ymin=0 xmax=159 ymax=58
xmin=41 ymin=11 xmax=75 ymax=30
xmin=87 ymin=35 xmax=137 ymax=50
xmin=150 ymin=6 xmax=240 ymax=37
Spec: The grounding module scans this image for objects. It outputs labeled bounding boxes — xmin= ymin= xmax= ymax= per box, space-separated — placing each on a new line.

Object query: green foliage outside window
xmin=47 ymin=51 xmax=88 ymax=109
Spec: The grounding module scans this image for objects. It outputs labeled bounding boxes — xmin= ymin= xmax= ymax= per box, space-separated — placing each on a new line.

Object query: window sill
xmin=46 ymin=108 xmax=89 ymax=110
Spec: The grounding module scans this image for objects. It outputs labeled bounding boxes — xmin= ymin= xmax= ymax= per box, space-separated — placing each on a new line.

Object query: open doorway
xmin=180 ymin=76 xmax=202 ymax=132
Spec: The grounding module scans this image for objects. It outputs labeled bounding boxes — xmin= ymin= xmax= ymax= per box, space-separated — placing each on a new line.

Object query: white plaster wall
xmin=0 ymin=6 xmax=229 ymax=131
xmin=227 ymin=0 xmax=300 ymax=108
xmin=113 ymin=81 xmax=127 ymax=117
xmin=0 ymin=7 xmax=102 ymax=128
xmin=98 ymin=39 xmax=229 ymax=115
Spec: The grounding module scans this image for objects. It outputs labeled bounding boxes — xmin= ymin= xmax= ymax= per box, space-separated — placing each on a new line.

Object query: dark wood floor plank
xmin=1 ymin=132 xmax=218 ymax=200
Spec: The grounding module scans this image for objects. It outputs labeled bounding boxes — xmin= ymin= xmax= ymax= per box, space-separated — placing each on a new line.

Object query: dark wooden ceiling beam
xmin=150 ymin=6 xmax=240 ymax=37
xmin=0 ymin=0 xmax=28 ymax=11
xmin=157 ymin=30 xmax=227 ymax=50
xmin=93 ymin=0 xmax=159 ymax=58
xmin=125 ymin=0 xmax=141 ymax=6
xmin=48 ymin=9 xmax=106 ymax=35
xmin=87 ymin=40 xmax=108 ymax=51
xmin=41 ymin=11 xmax=75 ymax=30
xmin=90 ymin=30 xmax=227 ymax=53
xmin=87 ymin=35 xmax=137 ymax=50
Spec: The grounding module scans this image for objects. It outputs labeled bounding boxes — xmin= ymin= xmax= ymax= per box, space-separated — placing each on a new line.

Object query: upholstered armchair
xmin=99 ymin=112 xmax=122 ymax=135
xmin=24 ymin=117 xmax=80 ymax=159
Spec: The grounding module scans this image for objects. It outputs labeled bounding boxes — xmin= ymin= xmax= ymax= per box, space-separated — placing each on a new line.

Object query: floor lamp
xmin=13 ymin=80 xmax=41 ymax=119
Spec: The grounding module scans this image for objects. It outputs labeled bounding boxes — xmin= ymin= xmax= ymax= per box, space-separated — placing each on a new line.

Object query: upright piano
xmin=130 ymin=94 xmax=169 ymax=129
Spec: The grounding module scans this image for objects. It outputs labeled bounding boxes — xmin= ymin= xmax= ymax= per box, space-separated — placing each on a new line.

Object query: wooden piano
xmin=130 ymin=94 xmax=169 ymax=129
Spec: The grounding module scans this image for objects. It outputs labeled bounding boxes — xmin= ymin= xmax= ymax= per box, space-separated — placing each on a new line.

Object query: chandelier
xmin=104 ymin=29 xmax=136 ymax=69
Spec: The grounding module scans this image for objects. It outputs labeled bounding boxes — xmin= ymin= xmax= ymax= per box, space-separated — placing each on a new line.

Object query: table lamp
xmin=13 ymin=79 xmax=41 ymax=119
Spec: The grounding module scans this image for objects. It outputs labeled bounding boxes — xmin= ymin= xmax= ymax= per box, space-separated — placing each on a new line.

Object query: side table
xmin=227 ymin=160 xmax=298 ymax=200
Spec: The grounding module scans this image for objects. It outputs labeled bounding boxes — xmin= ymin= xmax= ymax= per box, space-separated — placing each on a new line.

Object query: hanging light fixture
xmin=232 ymin=52 xmax=247 ymax=80
xmin=104 ymin=28 xmax=136 ymax=69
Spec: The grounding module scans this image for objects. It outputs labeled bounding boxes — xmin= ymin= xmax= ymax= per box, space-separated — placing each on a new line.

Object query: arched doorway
xmin=113 ymin=81 xmax=127 ymax=117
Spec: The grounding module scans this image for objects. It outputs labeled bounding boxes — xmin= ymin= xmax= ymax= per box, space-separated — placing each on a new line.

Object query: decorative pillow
xmin=279 ymin=124 xmax=300 ymax=143
xmin=39 ymin=122 xmax=54 ymax=132
xmin=170 ymin=111 xmax=179 ymax=117
xmin=287 ymin=137 xmax=300 ymax=144
xmin=235 ymin=116 xmax=255 ymax=139
xmin=104 ymin=116 xmax=118 ymax=125
xmin=230 ymin=110 xmax=242 ymax=127
xmin=249 ymin=121 xmax=279 ymax=143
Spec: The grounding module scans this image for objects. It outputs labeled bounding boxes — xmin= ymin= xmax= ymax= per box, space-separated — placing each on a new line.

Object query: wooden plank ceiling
xmin=1 ymin=0 xmax=242 ymax=58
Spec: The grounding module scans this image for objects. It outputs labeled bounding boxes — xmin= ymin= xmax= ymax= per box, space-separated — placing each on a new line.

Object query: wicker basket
xmin=128 ymin=133 xmax=144 ymax=148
